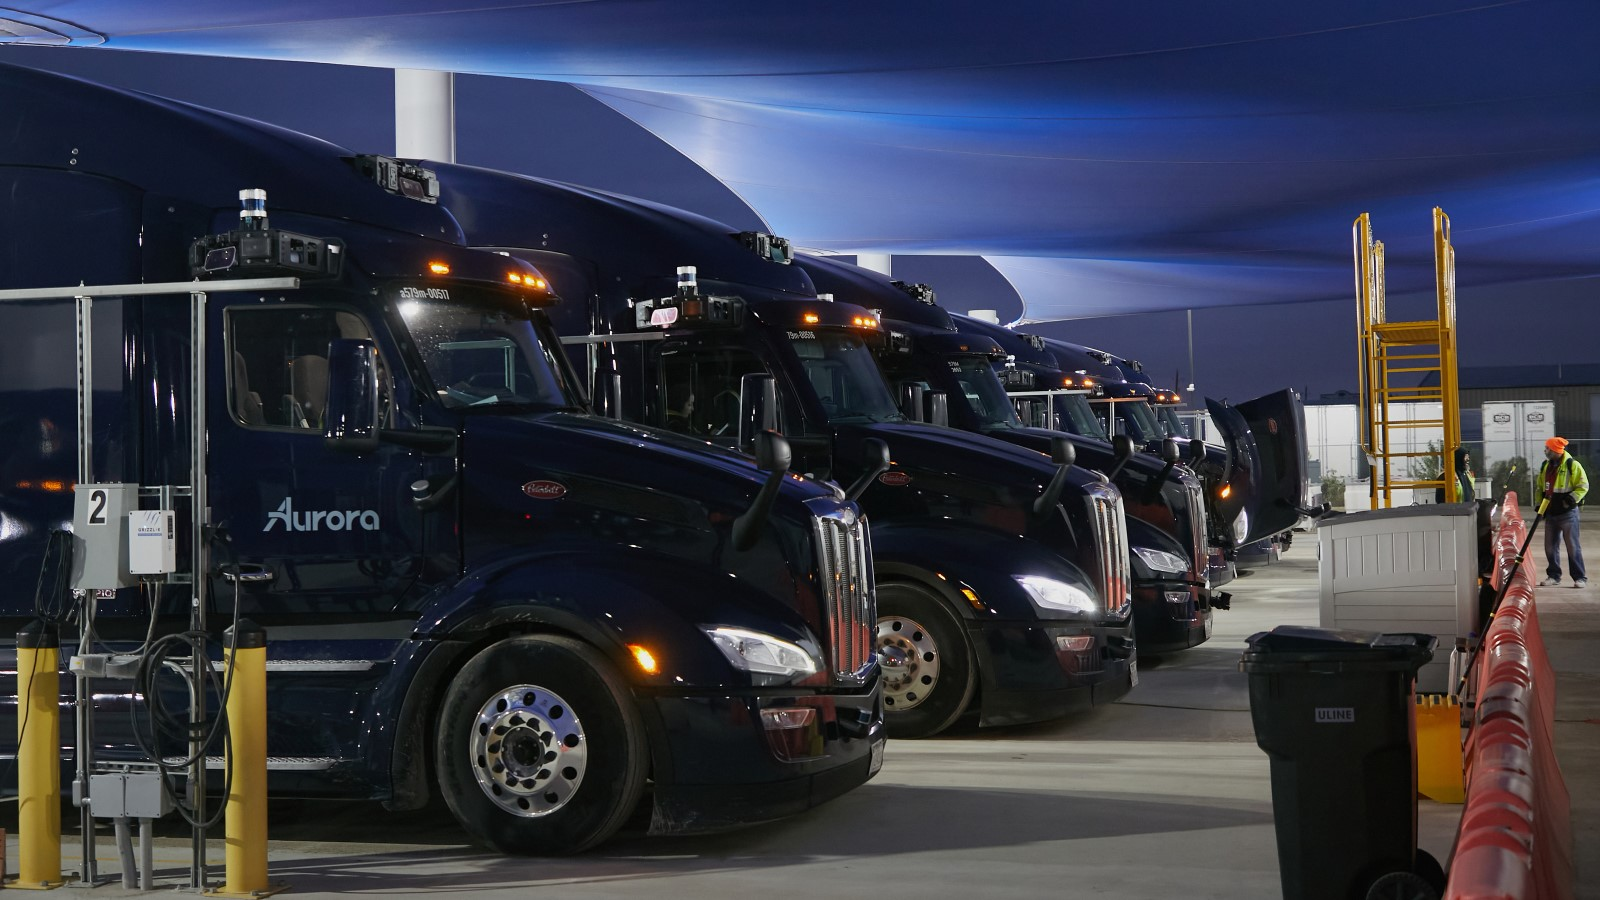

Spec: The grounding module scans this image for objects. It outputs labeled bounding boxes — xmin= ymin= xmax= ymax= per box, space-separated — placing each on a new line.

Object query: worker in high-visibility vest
xmin=1536 ymin=436 xmax=1590 ymax=588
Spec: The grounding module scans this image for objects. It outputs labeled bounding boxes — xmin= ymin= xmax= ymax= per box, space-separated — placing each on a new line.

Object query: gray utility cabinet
xmin=1316 ymin=503 xmax=1478 ymax=693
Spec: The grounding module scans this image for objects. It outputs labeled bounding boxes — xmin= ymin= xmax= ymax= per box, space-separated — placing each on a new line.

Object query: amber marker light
xmin=1220 ymin=484 xmax=1233 ymax=499
xmin=428 ymin=261 xmax=451 ymax=275
xmin=507 ymin=272 xmax=524 ymax=284
xmin=803 ymin=312 xmax=820 ymax=324
xmin=41 ymin=480 xmax=66 ymax=492
xmin=629 ymin=644 xmax=660 ymax=674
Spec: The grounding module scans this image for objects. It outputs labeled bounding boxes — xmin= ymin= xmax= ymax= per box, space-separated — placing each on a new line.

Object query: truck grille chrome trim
xmin=1086 ymin=483 xmax=1132 ymax=617
xmin=1184 ymin=475 xmax=1208 ymax=583
xmin=812 ymin=506 xmax=876 ymax=685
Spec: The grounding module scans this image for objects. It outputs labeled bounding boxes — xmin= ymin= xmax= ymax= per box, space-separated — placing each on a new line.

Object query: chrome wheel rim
xmin=469 ymin=685 xmax=586 ymax=817
xmin=876 ymin=616 xmax=940 ymax=711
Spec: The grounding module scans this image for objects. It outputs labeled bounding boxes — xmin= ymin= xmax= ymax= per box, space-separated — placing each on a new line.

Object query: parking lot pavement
xmin=5 ymin=540 xmax=1489 ymax=898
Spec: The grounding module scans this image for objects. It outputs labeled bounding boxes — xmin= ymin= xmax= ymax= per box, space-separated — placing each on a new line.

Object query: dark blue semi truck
xmin=431 ymin=164 xmax=1137 ymax=739
xmin=0 ymin=63 xmax=883 ymax=854
xmin=1091 ymin=348 xmax=1315 ymax=565
xmin=793 ymin=257 xmax=1222 ymax=652
xmin=1039 ymin=337 xmax=1311 ymax=557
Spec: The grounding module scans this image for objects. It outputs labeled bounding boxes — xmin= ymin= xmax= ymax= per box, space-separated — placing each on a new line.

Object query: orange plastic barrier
xmin=1445 ymin=493 xmax=1573 ymax=900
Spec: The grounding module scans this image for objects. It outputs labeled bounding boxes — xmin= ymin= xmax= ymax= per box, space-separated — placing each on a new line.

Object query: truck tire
xmin=435 ymin=634 xmax=647 ymax=854
xmin=1362 ymin=870 xmax=1437 ymax=900
xmin=875 ymin=582 xmax=976 ymax=739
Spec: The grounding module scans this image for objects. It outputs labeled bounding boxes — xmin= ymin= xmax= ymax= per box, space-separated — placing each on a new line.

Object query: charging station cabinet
xmin=72 ymin=483 xmax=140 ymax=590
xmin=128 ymin=510 xmax=176 ymax=575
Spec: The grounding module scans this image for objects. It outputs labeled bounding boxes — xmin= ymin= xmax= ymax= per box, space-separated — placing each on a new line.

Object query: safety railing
xmin=1445 ymin=491 xmax=1573 ymax=899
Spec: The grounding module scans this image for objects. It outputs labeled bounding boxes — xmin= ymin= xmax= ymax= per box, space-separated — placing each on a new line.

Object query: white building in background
xmin=1305 ymin=401 xmax=1444 ymax=507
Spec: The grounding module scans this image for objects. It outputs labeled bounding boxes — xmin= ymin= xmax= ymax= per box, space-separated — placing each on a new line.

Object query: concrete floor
xmin=6 ymin=538 xmax=1595 ymax=898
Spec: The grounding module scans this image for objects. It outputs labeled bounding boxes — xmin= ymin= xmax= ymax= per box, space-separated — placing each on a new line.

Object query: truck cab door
xmin=207 ymin=299 xmax=448 ymax=621
xmin=647 ymin=339 xmax=832 ymax=475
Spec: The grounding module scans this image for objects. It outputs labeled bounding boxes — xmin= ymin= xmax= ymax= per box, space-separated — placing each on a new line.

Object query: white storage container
xmin=1316 ymin=503 xmax=1479 ymax=692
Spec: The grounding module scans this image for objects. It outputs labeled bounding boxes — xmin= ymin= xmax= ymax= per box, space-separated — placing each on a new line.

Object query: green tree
xmin=1410 ymin=439 xmax=1444 ymax=482
xmin=1320 ymin=471 xmax=1346 ymax=509
xmin=1490 ymin=456 xmax=1529 ymax=502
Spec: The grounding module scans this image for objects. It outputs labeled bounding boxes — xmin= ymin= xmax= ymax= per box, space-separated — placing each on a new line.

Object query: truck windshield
xmin=787 ymin=331 xmax=902 ymax=423
xmin=1156 ymin=405 xmax=1190 ymax=439
xmin=1057 ymin=394 xmax=1109 ymax=440
xmin=950 ymin=357 xmax=1024 ymax=429
xmin=392 ymin=283 xmax=578 ymax=411
xmin=1114 ymin=399 xmax=1162 ymax=443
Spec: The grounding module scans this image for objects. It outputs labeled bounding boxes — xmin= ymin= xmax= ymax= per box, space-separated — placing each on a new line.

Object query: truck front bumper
xmin=968 ymin=617 xmax=1136 ymax=728
xmin=642 ymin=682 xmax=885 ymax=835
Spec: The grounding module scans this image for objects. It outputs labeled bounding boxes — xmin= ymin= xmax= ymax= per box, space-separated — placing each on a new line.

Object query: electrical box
xmin=89 ymin=772 xmax=173 ymax=819
xmin=71 ymin=483 xmax=140 ymax=590
xmin=127 ymin=510 xmax=176 ymax=575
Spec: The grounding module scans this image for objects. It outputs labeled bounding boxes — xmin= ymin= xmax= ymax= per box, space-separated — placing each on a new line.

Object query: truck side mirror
xmin=1105 ymin=433 xmax=1135 ymax=481
xmin=755 ymin=429 xmax=792 ymax=474
xmin=900 ymin=384 xmax=926 ymax=423
xmin=733 ymin=430 xmax=792 ymax=551
xmin=323 ymin=338 xmax=380 ymax=452
xmin=925 ymin=391 xmax=948 ymax=428
xmin=737 ymin=373 xmax=779 ymax=454
xmin=845 ymin=438 xmax=891 ymax=501
xmin=1051 ymin=437 xmax=1076 ymax=468
xmin=1032 ymin=436 xmax=1077 ymax=519
xmin=1144 ymin=437 xmax=1182 ymax=501
xmin=1188 ymin=438 xmax=1207 ymax=466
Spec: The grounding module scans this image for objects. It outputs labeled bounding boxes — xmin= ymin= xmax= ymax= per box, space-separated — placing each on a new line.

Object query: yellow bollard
xmin=13 ymin=620 xmax=65 ymax=890
xmin=209 ymin=619 xmax=281 ymax=898
xmin=1415 ymin=693 xmax=1465 ymax=803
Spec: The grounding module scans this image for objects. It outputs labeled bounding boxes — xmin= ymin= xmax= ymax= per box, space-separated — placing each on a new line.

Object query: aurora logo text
xmin=263 ymin=498 xmax=380 ymax=532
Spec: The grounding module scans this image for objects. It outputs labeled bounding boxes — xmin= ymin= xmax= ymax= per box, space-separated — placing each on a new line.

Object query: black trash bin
xmin=1242 ymin=625 xmax=1443 ymax=900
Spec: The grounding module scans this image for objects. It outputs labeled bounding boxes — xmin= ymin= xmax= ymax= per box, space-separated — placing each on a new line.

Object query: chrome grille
xmin=811 ymin=505 xmax=876 ymax=685
xmin=1183 ymin=474 xmax=1208 ymax=583
xmin=1085 ymin=482 xmax=1132 ymax=617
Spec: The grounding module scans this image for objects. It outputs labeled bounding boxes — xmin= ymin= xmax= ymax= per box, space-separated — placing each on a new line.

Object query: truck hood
xmin=832 ymin=420 xmax=1103 ymax=503
xmin=984 ymin=425 xmax=1204 ymax=572
xmin=463 ymin=411 xmax=837 ymax=525
xmin=1206 ymin=389 xmax=1308 ymax=545
xmin=827 ymin=421 xmax=1112 ymax=586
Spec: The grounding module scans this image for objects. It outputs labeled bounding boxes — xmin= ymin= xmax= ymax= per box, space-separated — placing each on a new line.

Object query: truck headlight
xmin=1232 ymin=509 xmax=1250 ymax=544
xmin=704 ymin=627 xmax=820 ymax=685
xmin=1014 ymin=575 xmax=1097 ymax=616
xmin=1132 ymin=546 xmax=1189 ymax=574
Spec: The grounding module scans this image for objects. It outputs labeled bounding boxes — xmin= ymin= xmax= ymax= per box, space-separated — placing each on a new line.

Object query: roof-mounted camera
xmin=890 ymin=280 xmax=937 ymax=305
xmin=635 ymin=265 xmax=744 ymax=329
xmin=351 ymin=154 xmax=440 ymax=204
xmin=737 ymin=232 xmax=794 ymax=265
xmin=189 ymin=189 xmax=344 ymax=279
